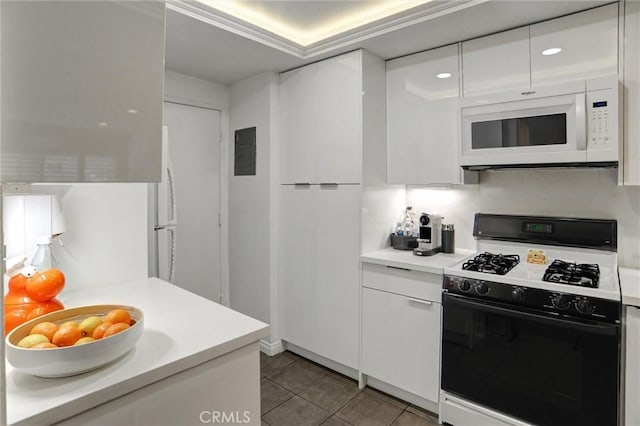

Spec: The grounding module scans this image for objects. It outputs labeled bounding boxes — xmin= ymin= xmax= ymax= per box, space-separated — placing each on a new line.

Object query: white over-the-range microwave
xmin=459 ymin=75 xmax=620 ymax=169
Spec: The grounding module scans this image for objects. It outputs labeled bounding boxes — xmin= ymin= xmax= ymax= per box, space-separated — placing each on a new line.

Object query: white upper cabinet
xmin=280 ymin=51 xmax=362 ymax=184
xmin=387 ymin=44 xmax=462 ymax=184
xmin=530 ymin=3 xmax=619 ymax=86
xmin=280 ymin=64 xmax=318 ymax=184
xmin=1 ymin=1 xmax=165 ymax=183
xmin=462 ymin=27 xmax=531 ymax=97
xmin=316 ymin=53 xmax=362 ymax=184
xmin=623 ymin=0 xmax=640 ymax=186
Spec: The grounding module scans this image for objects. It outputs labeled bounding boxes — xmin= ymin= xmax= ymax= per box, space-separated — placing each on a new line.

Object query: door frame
xmin=148 ymin=99 xmax=229 ymax=306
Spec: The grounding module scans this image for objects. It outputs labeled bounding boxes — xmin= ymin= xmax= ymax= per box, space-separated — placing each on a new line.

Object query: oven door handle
xmin=443 ymin=293 xmax=619 ymax=336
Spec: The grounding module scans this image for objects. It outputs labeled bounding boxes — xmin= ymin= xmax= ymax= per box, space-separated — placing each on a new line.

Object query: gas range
xmin=443 ymin=213 xmax=620 ymax=322
xmin=440 ymin=214 xmax=621 ymax=426
xmin=444 ymin=241 xmax=620 ymax=322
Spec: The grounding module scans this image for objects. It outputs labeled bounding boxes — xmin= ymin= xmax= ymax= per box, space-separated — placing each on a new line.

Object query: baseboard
xmin=260 ymin=339 xmax=284 ymax=356
xmin=283 ymin=341 xmax=359 ymax=380
xmin=364 ymin=375 xmax=439 ymax=415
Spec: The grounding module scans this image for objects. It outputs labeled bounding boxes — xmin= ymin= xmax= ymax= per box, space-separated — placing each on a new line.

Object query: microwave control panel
xmin=587 ymin=90 xmax=614 ymax=150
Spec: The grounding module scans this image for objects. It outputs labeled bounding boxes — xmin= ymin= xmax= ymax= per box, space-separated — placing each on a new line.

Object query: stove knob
xmin=459 ymin=280 xmax=472 ymax=292
xmin=511 ymin=287 xmax=526 ymax=302
xmin=576 ymin=299 xmax=594 ymax=315
xmin=475 ymin=282 xmax=489 ymax=295
xmin=552 ymin=294 xmax=571 ymax=310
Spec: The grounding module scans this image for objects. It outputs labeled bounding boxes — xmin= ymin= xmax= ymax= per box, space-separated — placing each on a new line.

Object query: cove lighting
xmin=436 ymin=72 xmax=452 ymax=79
xmin=542 ymin=47 xmax=562 ymax=56
xmin=194 ymin=0 xmax=433 ymax=46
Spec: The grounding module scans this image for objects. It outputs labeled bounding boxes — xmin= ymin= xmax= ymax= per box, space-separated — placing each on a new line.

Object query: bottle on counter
xmin=395 ymin=222 xmax=404 ymax=236
xmin=31 ymin=235 xmax=59 ymax=270
xmin=401 ymin=206 xmax=416 ymax=237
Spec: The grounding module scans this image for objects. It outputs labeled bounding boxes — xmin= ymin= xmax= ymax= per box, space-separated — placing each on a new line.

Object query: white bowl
xmin=6 ymin=304 xmax=144 ymax=378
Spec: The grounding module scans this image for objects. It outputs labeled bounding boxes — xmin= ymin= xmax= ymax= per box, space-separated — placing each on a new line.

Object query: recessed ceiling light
xmin=127 ymin=108 xmax=138 ymax=114
xmin=98 ymin=122 xmax=108 ymax=128
xmin=436 ymin=72 xmax=452 ymax=79
xmin=542 ymin=47 xmax=562 ymax=56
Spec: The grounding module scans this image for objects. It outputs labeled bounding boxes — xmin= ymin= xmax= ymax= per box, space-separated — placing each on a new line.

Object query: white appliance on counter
xmin=151 ymin=102 xmax=222 ymax=303
xmin=460 ymin=75 xmax=619 ymax=169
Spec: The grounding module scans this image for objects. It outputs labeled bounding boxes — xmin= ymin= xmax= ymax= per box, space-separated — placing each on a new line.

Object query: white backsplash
xmin=407 ymin=168 xmax=640 ymax=268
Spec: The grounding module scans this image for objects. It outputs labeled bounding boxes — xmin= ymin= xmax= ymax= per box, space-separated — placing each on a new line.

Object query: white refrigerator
xmin=152 ymin=102 xmax=222 ymax=303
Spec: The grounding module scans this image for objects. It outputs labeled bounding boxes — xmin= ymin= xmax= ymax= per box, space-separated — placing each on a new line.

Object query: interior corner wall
xmin=229 ymin=72 xmax=278 ymax=337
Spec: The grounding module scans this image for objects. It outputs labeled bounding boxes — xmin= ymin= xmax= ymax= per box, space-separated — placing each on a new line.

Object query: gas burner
xmin=542 ymin=259 xmax=600 ymax=288
xmin=462 ymin=252 xmax=520 ymax=275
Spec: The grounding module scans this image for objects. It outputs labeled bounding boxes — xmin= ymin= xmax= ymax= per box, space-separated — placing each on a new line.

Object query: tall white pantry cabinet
xmin=279 ymin=50 xmax=386 ymax=370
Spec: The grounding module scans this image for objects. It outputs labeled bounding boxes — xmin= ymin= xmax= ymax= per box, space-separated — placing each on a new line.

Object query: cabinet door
xmin=280 ymin=65 xmax=317 ymax=184
xmin=624 ymin=0 xmax=640 ymax=185
xmin=279 ymin=185 xmax=317 ymax=351
xmin=362 ymin=287 xmax=441 ymax=402
xmin=315 ymin=185 xmax=360 ymax=369
xmin=462 ymin=27 xmax=531 ymax=97
xmin=1 ymin=1 xmax=164 ymax=183
xmin=530 ymin=4 xmax=618 ymax=87
xmin=387 ymin=45 xmax=461 ymax=184
xmin=316 ymin=52 xmax=362 ymax=184
xmin=627 ymin=307 xmax=640 ymax=426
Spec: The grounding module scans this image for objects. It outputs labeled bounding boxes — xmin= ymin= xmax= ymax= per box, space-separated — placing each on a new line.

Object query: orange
xmin=92 ymin=322 xmax=114 ymax=339
xmin=31 ymin=342 xmax=57 ymax=349
xmin=29 ymin=322 xmax=59 ymax=341
xmin=103 ymin=322 xmax=130 ymax=338
xmin=52 ymin=325 xmax=82 ymax=347
xmin=104 ymin=309 xmax=131 ymax=325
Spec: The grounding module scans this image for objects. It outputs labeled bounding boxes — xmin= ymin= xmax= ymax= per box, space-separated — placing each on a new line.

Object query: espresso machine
xmin=413 ymin=213 xmax=442 ymax=256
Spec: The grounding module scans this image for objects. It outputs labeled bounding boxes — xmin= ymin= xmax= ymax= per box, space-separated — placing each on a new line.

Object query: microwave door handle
xmin=575 ymin=93 xmax=587 ymax=150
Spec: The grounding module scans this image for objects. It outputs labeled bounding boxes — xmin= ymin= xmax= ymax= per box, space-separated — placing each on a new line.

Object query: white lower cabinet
xmin=361 ymin=264 xmax=442 ymax=404
xmin=279 ymin=184 xmax=360 ymax=369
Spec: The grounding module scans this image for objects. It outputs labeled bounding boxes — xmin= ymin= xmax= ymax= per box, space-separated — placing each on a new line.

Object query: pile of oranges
xmin=16 ymin=309 xmax=135 ymax=349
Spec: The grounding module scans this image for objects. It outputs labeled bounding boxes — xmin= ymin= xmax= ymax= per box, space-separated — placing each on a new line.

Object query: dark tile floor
xmin=260 ymin=351 xmax=440 ymax=426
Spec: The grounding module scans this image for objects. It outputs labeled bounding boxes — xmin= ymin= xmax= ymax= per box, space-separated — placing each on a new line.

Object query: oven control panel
xmin=443 ymin=275 xmax=620 ymax=323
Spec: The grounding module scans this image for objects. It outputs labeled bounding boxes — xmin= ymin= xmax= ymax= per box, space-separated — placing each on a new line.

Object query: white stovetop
xmin=5 ymin=278 xmax=269 ymax=426
xmin=445 ymin=241 xmax=620 ymax=301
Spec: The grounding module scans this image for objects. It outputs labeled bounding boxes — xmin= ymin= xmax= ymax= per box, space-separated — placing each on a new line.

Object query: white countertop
xmin=361 ymin=247 xmax=474 ymax=274
xmin=620 ymin=267 xmax=640 ymax=307
xmin=5 ymin=278 xmax=269 ymax=426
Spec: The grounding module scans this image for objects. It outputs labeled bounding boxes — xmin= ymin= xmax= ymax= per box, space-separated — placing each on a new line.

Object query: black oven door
xmin=441 ymin=293 xmax=620 ymax=426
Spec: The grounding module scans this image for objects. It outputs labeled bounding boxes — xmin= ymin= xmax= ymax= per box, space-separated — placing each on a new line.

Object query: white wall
xmin=228 ymin=72 xmax=279 ymax=342
xmin=32 ymin=184 xmax=149 ymax=291
xmin=407 ymin=168 xmax=640 ymax=267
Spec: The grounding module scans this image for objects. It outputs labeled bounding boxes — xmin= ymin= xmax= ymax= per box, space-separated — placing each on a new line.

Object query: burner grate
xmin=542 ymin=259 xmax=600 ymax=288
xmin=462 ymin=252 xmax=520 ymax=275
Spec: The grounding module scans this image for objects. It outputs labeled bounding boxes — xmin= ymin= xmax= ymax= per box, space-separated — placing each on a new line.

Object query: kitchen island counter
xmin=361 ymin=247 xmax=473 ymax=274
xmin=5 ymin=277 xmax=269 ymax=426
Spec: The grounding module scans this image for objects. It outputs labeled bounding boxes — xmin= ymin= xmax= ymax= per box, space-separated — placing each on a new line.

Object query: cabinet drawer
xmin=362 ymin=262 xmax=442 ymax=302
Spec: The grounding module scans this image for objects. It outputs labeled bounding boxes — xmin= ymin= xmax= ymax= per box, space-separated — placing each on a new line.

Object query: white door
xmin=160 ymin=102 xmax=221 ymax=302
xmin=280 ymin=65 xmax=318 ymax=184
xmin=316 ymin=52 xmax=362 ymax=184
